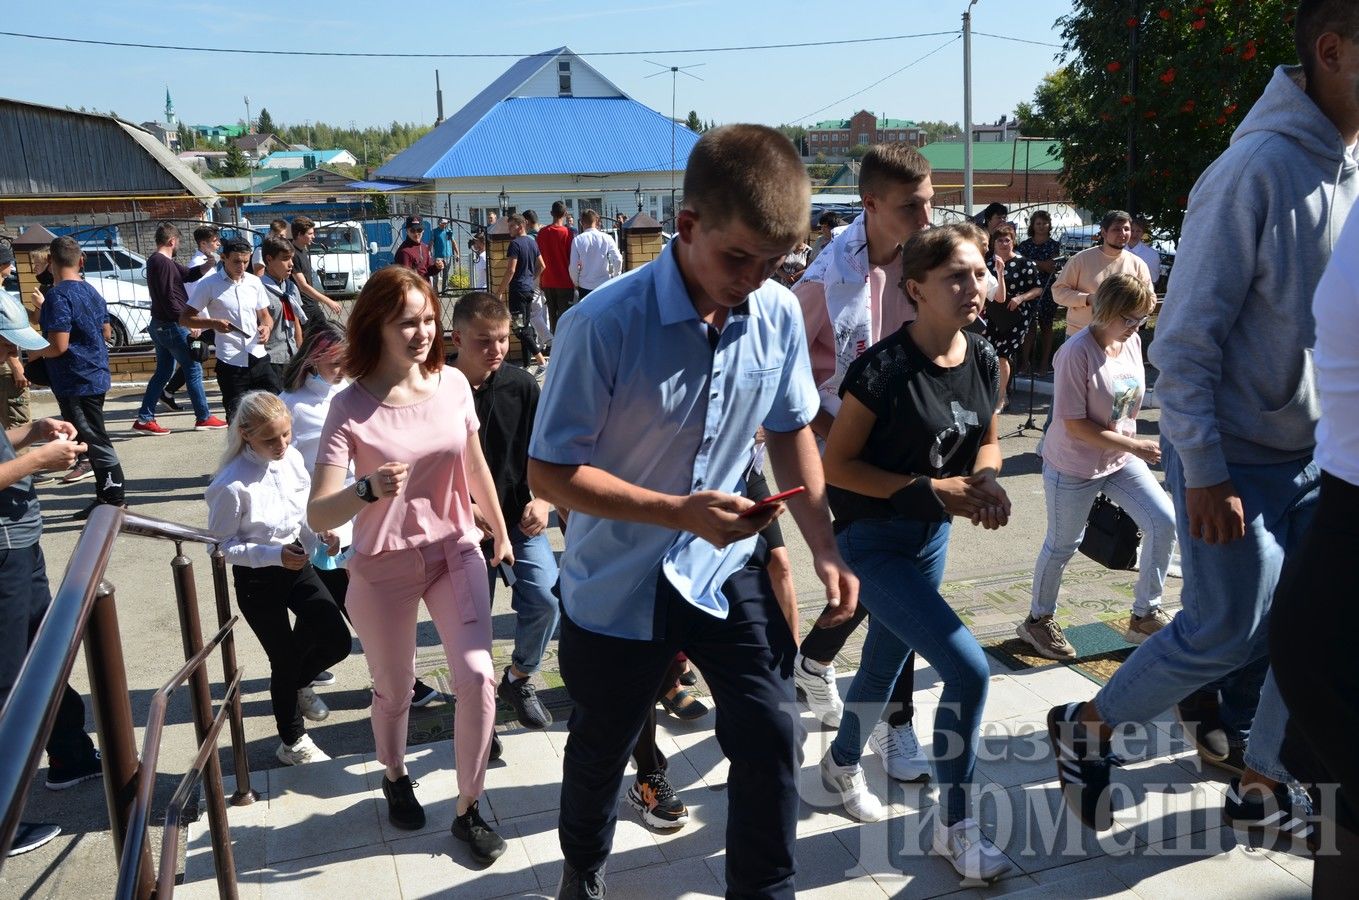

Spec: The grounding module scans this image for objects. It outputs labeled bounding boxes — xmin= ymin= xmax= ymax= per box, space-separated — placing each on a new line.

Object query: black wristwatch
xmin=354 ymin=476 xmax=379 ymax=503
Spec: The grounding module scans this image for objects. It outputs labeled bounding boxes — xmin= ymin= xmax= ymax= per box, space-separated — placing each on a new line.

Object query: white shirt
xmin=1313 ymin=203 xmax=1359 ymax=487
xmin=206 ymin=446 xmax=315 ymax=568
xmin=570 ymin=227 xmax=623 ymax=290
xmin=188 ymin=270 xmax=271 ymax=365
xmin=473 ymin=251 xmax=487 ymax=290
xmin=282 ymin=375 xmax=354 ymax=552
xmin=1129 ymin=241 xmax=1161 ymax=279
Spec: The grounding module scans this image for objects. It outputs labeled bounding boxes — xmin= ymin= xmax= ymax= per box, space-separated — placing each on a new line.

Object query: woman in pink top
xmin=1018 ymin=274 xmax=1176 ymax=661
xmin=308 ymin=266 xmax=513 ymax=864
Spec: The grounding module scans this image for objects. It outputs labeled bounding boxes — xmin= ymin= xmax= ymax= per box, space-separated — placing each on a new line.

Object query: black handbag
xmin=1079 ymin=493 xmax=1142 ymax=570
xmin=22 ymin=355 xmax=50 ymax=387
xmin=189 ymin=331 xmax=213 ymax=363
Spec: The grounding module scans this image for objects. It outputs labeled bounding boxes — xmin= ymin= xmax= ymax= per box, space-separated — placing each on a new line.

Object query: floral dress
xmin=1016 ymin=236 xmax=1062 ymax=326
xmin=983 ymin=255 xmax=1041 ymax=360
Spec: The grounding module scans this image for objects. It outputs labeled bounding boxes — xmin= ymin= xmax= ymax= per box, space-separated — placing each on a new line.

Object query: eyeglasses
xmin=1122 ymin=315 xmax=1151 ymax=328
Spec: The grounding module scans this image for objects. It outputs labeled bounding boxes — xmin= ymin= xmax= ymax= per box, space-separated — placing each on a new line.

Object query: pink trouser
xmin=346 ymin=539 xmax=495 ymax=801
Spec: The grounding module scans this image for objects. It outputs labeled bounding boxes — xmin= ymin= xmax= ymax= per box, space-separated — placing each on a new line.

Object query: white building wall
xmin=430 ymin=172 xmax=683 ymax=229
xmin=513 ymin=53 xmax=623 ymax=99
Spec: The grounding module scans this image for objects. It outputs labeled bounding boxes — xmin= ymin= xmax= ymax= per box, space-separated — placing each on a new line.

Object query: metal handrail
xmin=0 ymin=503 xmax=258 ymax=900
xmin=114 ymin=618 xmax=238 ymax=900
xmin=156 ymin=669 xmax=244 ymax=900
xmin=0 ymin=504 xmax=122 ymax=859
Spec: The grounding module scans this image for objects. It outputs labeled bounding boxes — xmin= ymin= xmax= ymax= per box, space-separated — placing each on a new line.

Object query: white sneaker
xmin=820 ymin=749 xmax=886 ymax=822
xmin=794 ymin=653 xmax=843 ymax=728
xmin=931 ymin=817 xmax=1011 ymax=882
xmin=868 ymin=720 xmax=931 ymax=782
xmin=276 ymin=734 xmax=331 ymax=766
xmin=297 ymin=686 xmax=329 ymax=722
xmin=1167 ymin=542 xmax=1183 ymax=579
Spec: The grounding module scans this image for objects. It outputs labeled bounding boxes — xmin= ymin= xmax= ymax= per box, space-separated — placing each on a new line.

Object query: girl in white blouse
xmin=206 ymin=390 xmax=351 ymax=766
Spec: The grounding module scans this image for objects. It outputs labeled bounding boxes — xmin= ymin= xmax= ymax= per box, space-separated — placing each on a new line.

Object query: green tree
xmin=916 ymin=120 xmax=963 ymax=143
xmin=222 ymin=142 xmax=251 ymax=177
xmin=1042 ymin=0 xmax=1295 ymax=241
xmin=177 ymin=122 xmax=196 ymax=150
xmin=775 ymin=124 xmax=807 ymax=155
xmin=257 ymin=107 xmax=276 ymax=135
xmin=1015 ymin=69 xmax=1077 ymax=139
xmin=685 ymin=110 xmax=703 ymax=132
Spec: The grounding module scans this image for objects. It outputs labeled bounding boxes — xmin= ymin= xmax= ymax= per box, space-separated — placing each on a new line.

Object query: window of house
xmin=857 ymin=133 xmax=869 ymax=145
xmin=558 ymin=61 xmax=572 ymax=96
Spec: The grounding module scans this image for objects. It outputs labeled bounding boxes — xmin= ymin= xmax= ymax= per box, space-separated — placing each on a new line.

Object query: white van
xmin=310 ymin=221 xmax=377 ymax=297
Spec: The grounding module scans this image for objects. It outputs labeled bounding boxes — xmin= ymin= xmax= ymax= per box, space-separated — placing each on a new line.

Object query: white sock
xmin=507 ymin=669 xmax=527 ymax=683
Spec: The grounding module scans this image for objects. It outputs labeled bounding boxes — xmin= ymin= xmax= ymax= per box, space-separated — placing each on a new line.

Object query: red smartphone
xmin=739 ymin=485 xmax=807 ymax=518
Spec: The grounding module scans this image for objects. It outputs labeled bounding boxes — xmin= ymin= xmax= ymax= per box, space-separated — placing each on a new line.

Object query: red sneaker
xmin=132 ymin=419 xmax=171 ymax=436
xmin=194 ymin=416 xmax=228 ymax=431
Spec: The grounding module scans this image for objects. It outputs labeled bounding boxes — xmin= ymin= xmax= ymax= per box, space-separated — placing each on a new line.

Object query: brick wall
xmin=106 ymin=351 xmax=217 ymax=384
xmin=624 ymin=232 xmax=662 ymax=271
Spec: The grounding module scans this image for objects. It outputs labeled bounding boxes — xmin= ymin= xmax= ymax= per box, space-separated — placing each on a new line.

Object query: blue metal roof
xmin=376 ymin=48 xmax=567 ymax=181
xmin=384 ymin=96 xmax=699 ymax=179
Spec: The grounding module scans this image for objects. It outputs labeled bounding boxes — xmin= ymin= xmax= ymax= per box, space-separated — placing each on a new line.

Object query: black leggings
xmin=800 ymin=601 xmax=915 ymax=727
xmin=631 ymin=655 xmax=686 ymax=778
xmin=233 ymin=563 xmax=350 ymax=744
xmin=1271 ymin=471 xmax=1359 ymax=895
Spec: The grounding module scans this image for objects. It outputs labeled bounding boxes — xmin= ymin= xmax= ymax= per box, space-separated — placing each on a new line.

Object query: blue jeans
xmin=1031 ymin=457 xmax=1175 ymax=618
xmin=138 ymin=320 xmax=209 ymax=422
xmin=831 ymin=517 xmax=989 ymax=823
xmin=486 ymin=526 xmax=560 ymax=675
xmin=1095 ymin=441 xmax=1319 ymax=781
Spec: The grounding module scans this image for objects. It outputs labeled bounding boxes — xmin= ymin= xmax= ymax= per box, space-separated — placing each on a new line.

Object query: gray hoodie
xmin=1149 ymin=66 xmax=1358 ymax=488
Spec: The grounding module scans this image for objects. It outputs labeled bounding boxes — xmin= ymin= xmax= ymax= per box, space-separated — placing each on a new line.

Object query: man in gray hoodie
xmin=1049 ymin=0 xmax=1359 ymax=842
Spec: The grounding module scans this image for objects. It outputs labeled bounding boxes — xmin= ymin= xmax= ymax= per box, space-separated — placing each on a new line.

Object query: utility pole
xmin=963 ymin=0 xmax=979 ymax=217
xmin=244 ymin=96 xmax=255 ymax=200
xmin=1126 ymin=0 xmax=1142 ymax=214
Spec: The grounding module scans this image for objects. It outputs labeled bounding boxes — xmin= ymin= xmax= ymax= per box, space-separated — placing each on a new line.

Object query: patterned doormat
xmin=983 ymin=619 xmax=1138 ymax=687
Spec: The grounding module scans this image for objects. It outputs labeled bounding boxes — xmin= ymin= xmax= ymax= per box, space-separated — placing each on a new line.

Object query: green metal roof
xmin=811 ymin=116 xmax=919 ymax=130
xmin=919 ymin=140 xmax=1063 ymax=172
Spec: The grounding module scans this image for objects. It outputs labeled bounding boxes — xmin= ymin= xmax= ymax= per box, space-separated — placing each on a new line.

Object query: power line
xmin=972 ymin=31 xmax=1064 ymax=49
xmin=0 ymin=29 xmax=960 ymax=59
xmin=791 ymin=35 xmax=961 ymax=124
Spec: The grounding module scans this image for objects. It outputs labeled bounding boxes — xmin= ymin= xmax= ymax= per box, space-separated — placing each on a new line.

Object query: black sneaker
xmin=489 ymin=731 xmax=503 ymax=762
xmin=451 ymin=799 xmax=506 ymax=863
xmin=678 ymin=668 xmax=698 ymax=687
xmin=159 ymin=390 xmax=181 ymax=412
xmin=310 ymin=670 xmax=336 ymax=687
xmin=497 ymin=667 xmax=552 ymax=729
xmin=1176 ymin=690 xmax=1236 ymax=768
xmin=71 ymin=500 xmax=126 ymax=522
xmin=382 ymin=775 xmax=426 ymax=830
xmin=45 ymin=751 xmax=102 ymax=791
xmin=1047 ymin=702 xmax=1124 ymax=832
xmin=558 ymin=862 xmax=607 ymax=899
xmin=7 ymin=822 xmax=60 ymax=857
xmin=626 ymin=771 xmax=689 ymax=830
xmin=1224 ymin=778 xmax=1318 ymax=852
xmin=411 ymin=678 xmax=443 ymax=707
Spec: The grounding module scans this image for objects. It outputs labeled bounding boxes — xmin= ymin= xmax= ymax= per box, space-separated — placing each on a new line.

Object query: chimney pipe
xmin=435 ymin=70 xmax=445 ymax=126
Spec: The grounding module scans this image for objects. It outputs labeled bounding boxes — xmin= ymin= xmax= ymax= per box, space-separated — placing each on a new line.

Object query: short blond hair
xmin=1091 ymin=273 xmax=1155 ymax=327
xmin=682 ymin=124 xmax=809 ymax=246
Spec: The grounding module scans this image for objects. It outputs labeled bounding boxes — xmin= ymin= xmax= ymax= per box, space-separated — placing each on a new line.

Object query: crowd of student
xmin=2 ymin=2 xmax=1358 ymax=895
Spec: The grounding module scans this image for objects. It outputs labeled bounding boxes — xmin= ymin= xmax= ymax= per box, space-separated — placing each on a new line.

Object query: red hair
xmin=344 ymin=265 xmax=444 ymax=379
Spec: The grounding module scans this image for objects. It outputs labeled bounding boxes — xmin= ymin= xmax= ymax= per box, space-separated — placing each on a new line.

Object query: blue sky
xmin=1 ymin=0 xmax=1075 ymax=132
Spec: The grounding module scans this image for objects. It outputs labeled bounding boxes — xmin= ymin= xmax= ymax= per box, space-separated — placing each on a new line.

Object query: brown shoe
xmin=1016 ymin=615 xmax=1077 ymax=661
xmin=1125 ymin=608 xmax=1172 ymax=644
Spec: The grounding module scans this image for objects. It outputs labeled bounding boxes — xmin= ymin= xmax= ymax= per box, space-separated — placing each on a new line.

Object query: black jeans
xmin=508 ymin=288 xmax=541 ymax=365
xmin=232 ymin=564 xmax=350 ymax=744
xmin=542 ymin=287 xmax=576 ymax=331
xmin=559 ymin=542 xmax=799 ymax=897
xmin=216 ymin=355 xmax=283 ymax=423
xmin=0 ymin=544 xmax=96 ymax=767
xmin=800 ymin=602 xmax=916 ymax=727
xmin=1272 ymin=471 xmax=1359 ymax=894
xmin=55 ymin=393 xmax=124 ymax=505
xmin=630 ymin=655 xmax=686 ymax=778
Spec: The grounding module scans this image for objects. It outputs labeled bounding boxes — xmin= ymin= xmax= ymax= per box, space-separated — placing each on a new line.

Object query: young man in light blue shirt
xmin=529 ymin=124 xmax=859 ymax=900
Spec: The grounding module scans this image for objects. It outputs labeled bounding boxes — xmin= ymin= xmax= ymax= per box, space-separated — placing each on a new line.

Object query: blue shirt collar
xmin=654 ymin=241 xmax=760 ymax=327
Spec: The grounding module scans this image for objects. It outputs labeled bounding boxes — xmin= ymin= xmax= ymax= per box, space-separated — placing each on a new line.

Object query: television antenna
xmin=645 ymin=60 xmax=704 ymax=227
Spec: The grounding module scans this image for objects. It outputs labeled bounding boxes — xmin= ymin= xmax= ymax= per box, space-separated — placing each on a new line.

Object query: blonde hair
xmin=1091 ymin=273 xmax=1156 ymax=328
xmin=220 ymin=391 xmax=290 ymax=469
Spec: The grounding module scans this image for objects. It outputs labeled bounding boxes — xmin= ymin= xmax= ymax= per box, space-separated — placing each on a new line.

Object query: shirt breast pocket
xmin=740 ymin=366 xmax=782 ymax=385
xmin=738 ymin=365 xmax=783 ymax=409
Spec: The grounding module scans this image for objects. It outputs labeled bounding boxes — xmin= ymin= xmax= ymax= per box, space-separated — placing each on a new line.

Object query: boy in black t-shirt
xmin=495 ymin=215 xmax=547 ymax=370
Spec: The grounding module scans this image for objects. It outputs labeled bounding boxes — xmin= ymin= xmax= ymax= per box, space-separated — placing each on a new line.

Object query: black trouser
xmin=508 ymin=288 xmax=541 ymax=365
xmin=559 ymin=542 xmax=799 ymax=897
xmin=55 ymin=393 xmax=124 ymax=505
xmin=630 ymin=655 xmax=686 ymax=778
xmin=315 ymin=567 xmax=350 ymax=622
xmin=216 ymin=355 xmax=283 ymax=423
xmin=799 ymin=602 xmax=915 ymax=727
xmin=0 ymin=544 xmax=96 ymax=767
xmin=232 ymin=564 xmax=351 ymax=744
xmin=576 ymin=287 xmax=593 ymax=301
xmin=1271 ymin=471 xmax=1359 ymax=895
xmin=542 ymin=287 xmax=576 ymax=331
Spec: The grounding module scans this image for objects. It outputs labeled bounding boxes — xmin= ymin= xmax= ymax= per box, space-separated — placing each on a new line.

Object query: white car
xmin=312 ymin=222 xmax=377 ymax=297
xmin=2 ymin=274 xmax=151 ymax=348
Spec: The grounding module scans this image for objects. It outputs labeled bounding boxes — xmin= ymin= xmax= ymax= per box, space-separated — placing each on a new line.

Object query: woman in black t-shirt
xmin=818 ymin=223 xmax=1014 ymax=882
